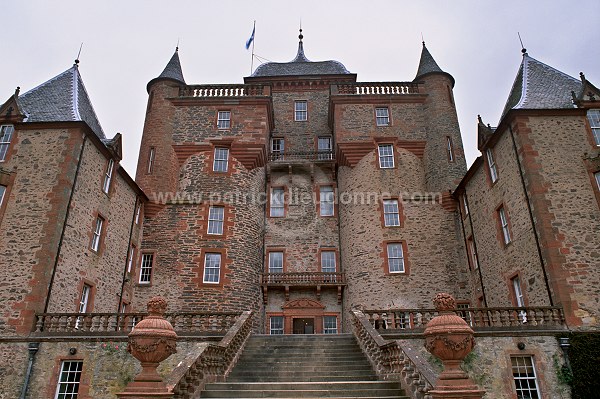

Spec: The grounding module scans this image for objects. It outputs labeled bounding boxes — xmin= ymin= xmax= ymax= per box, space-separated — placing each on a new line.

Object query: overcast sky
xmin=2 ymin=1 xmax=598 ymax=176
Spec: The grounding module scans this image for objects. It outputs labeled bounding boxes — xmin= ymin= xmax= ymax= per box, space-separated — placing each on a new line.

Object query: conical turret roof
xmin=18 ymin=63 xmax=105 ymax=138
xmin=414 ymin=42 xmax=454 ymax=86
xmin=500 ymin=51 xmax=581 ymax=120
xmin=147 ymin=48 xmax=186 ymax=91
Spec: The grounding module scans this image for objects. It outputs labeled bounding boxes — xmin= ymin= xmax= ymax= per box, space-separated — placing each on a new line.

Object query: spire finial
xmin=518 ymin=32 xmax=527 ymax=55
xmin=299 ymin=19 xmax=303 ymax=41
xmin=74 ymin=42 xmax=83 ymax=66
xmin=176 ymin=38 xmax=180 ymax=52
xmin=421 ymin=32 xmax=425 ymax=46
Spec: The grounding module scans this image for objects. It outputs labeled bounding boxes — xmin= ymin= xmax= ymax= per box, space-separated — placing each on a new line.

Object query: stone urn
xmin=424 ymin=293 xmax=484 ymax=399
xmin=117 ymin=296 xmax=177 ymax=398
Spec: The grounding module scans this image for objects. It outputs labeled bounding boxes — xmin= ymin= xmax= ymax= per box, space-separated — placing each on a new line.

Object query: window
xmin=512 ymin=275 xmax=527 ymax=323
xmin=203 ymin=253 xmax=222 ymax=284
xmin=319 ymin=186 xmax=334 ymax=216
xmin=268 ymin=252 xmax=284 ymax=273
xmin=387 ymin=243 xmax=405 ymax=273
xmin=135 ymin=203 xmax=142 ymax=225
xmin=147 ymin=147 xmax=155 ymax=174
xmin=271 ymin=138 xmax=284 ymax=160
xmin=595 ymin=171 xmax=600 ymax=190
xmin=446 ymin=136 xmax=454 ymax=162
xmin=486 ymin=148 xmax=498 ymax=183
xmin=139 ymin=253 xmax=153 ymax=284
xmin=383 ymin=199 xmax=400 ymax=226
xmin=90 ymin=216 xmax=104 ymax=252
xmin=270 ymin=187 xmax=285 ymax=217
xmin=456 ymin=303 xmax=473 ymax=326
xmin=498 ymin=206 xmax=511 ymax=245
xmin=78 ymin=284 xmax=91 ymax=314
xmin=396 ymin=312 xmax=409 ymax=329
xmin=318 ymin=137 xmax=332 ymax=160
xmin=323 ymin=316 xmax=338 ymax=334
xmin=207 ymin=206 xmax=224 ymax=235
xmin=217 ymin=111 xmax=231 ymax=129
xmin=270 ymin=316 xmax=284 ymax=335
xmin=321 ymin=251 xmax=336 ymax=273
xmin=54 ymin=360 xmax=83 ymax=399
xmin=468 ymin=238 xmax=478 ymax=269
xmin=375 ymin=107 xmax=390 ymax=126
xmin=587 ymin=109 xmax=600 ymax=146
xmin=511 ymin=356 xmax=540 ymax=398
xmin=0 ymin=125 xmax=14 ymax=161
xmin=127 ymin=245 xmax=135 ymax=273
xmin=102 ymin=159 xmax=114 ymax=194
xmin=294 ymin=100 xmax=307 ymax=121
xmin=462 ymin=194 xmax=469 ymax=215
xmin=378 ymin=144 xmax=394 ymax=168
xmin=0 ymin=185 xmax=5 ymax=208
xmin=213 ymin=147 xmax=229 ymax=172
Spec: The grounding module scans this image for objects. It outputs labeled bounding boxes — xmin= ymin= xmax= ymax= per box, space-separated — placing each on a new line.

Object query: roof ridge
xmin=71 ymin=66 xmax=81 ymax=121
xmin=514 ymin=56 xmax=529 ymax=109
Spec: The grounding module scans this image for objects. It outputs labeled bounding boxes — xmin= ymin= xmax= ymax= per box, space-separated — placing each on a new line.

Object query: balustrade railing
xmin=262 ymin=272 xmax=346 ymax=285
xmin=362 ymin=306 xmax=566 ymax=331
xmin=269 ymin=150 xmax=335 ymax=162
xmin=179 ymin=84 xmax=268 ymax=98
xmin=171 ymin=311 xmax=254 ymax=399
xmin=333 ymin=82 xmax=420 ymax=95
xmin=33 ymin=311 xmax=242 ymax=334
xmin=351 ymin=310 xmax=434 ymax=399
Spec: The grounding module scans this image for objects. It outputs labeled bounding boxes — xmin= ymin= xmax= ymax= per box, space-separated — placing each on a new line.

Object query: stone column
xmin=424 ymin=293 xmax=485 ymax=399
xmin=117 ymin=297 xmax=177 ymax=399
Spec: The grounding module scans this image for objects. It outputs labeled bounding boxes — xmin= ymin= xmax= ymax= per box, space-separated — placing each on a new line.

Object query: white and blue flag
xmin=245 ymin=25 xmax=255 ymax=50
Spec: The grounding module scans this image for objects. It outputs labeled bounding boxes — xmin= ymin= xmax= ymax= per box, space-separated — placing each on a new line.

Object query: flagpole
xmin=250 ymin=20 xmax=256 ymax=75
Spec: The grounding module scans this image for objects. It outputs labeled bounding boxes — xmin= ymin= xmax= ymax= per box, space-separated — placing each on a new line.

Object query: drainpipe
xmin=44 ymin=135 xmax=87 ymax=313
xmin=19 ymin=342 xmax=40 ymax=399
xmin=457 ymin=192 xmax=486 ymax=306
xmin=507 ymin=124 xmax=554 ymax=306
xmin=464 ymin=192 xmax=488 ymax=307
xmin=117 ymin=195 xmax=138 ymax=320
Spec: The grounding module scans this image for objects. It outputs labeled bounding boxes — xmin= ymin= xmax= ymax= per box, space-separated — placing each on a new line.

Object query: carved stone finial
xmin=147 ymin=296 xmax=168 ymax=316
xmin=15 ymin=87 xmax=20 ymax=97
xmin=580 ymin=72 xmax=586 ymax=81
xmin=433 ymin=293 xmax=456 ymax=311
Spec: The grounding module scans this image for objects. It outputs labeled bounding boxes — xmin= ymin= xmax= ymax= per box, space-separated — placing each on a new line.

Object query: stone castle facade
xmin=0 ymin=32 xmax=598 ymax=398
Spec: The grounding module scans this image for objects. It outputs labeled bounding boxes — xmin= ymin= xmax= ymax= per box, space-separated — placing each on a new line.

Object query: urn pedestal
xmin=117 ymin=297 xmax=177 ymax=399
xmin=424 ymin=293 xmax=485 ymax=399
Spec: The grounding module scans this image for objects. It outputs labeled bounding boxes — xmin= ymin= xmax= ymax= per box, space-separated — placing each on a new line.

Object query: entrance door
xmin=293 ymin=318 xmax=315 ymax=334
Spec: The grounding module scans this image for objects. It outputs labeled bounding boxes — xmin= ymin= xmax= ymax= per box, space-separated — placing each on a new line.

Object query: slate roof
xmin=500 ymin=52 xmax=582 ymax=120
xmin=18 ymin=64 xmax=105 ymax=138
xmin=250 ymin=39 xmax=351 ymax=78
xmin=414 ymin=43 xmax=454 ymax=86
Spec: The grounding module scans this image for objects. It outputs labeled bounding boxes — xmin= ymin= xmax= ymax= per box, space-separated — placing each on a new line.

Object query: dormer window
xmin=0 ymin=125 xmax=14 ymax=161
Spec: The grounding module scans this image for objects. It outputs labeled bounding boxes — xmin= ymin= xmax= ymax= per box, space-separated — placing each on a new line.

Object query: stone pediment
xmin=282 ymin=298 xmax=324 ymax=310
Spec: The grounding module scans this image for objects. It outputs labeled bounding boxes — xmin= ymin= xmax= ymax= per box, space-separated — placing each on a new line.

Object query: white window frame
xmin=135 ymin=203 xmax=141 ymax=225
xmin=127 ymin=245 xmax=135 ymax=273
xmin=213 ymin=147 xmax=229 ymax=172
xmin=396 ymin=312 xmax=409 ymax=329
xmin=78 ymin=284 xmax=91 ymax=314
xmin=499 ymin=206 xmax=511 ymax=244
xmin=512 ymin=275 xmax=527 ymax=323
xmin=102 ymin=159 xmax=114 ymax=194
xmin=139 ymin=253 xmax=153 ymax=284
xmin=462 ymin=194 xmax=469 ymax=215
xmin=217 ymin=111 xmax=231 ymax=129
xmin=207 ymin=206 xmax=225 ymax=235
xmin=383 ymin=199 xmax=400 ymax=226
xmin=446 ymin=136 xmax=454 ymax=162
xmin=387 ymin=243 xmax=405 ymax=273
xmin=468 ymin=238 xmax=478 ymax=269
xmin=320 ymin=251 xmax=336 ymax=273
xmin=294 ymin=100 xmax=307 ymax=121
xmin=270 ymin=187 xmax=285 ymax=217
xmin=270 ymin=316 xmax=284 ymax=335
xmin=318 ymin=137 xmax=332 ymax=160
xmin=268 ymin=252 xmax=284 ymax=273
xmin=378 ymin=144 xmax=394 ymax=168
xmin=0 ymin=124 xmax=14 ymax=162
xmin=323 ymin=316 xmax=338 ymax=334
xmin=595 ymin=171 xmax=600 ymax=191
xmin=271 ymin=138 xmax=284 ymax=160
xmin=147 ymin=147 xmax=155 ymax=174
xmin=0 ymin=185 xmax=6 ymax=208
xmin=587 ymin=109 xmax=600 ymax=146
xmin=511 ymin=355 xmax=541 ymax=398
xmin=54 ymin=360 xmax=83 ymax=399
xmin=202 ymin=253 xmax=222 ymax=284
xmin=319 ymin=186 xmax=335 ymax=216
xmin=375 ymin=107 xmax=390 ymax=126
xmin=486 ymin=148 xmax=498 ymax=183
xmin=90 ymin=216 xmax=103 ymax=252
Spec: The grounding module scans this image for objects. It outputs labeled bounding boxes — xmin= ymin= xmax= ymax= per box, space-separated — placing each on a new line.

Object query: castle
xmin=0 ymin=30 xmax=598 ymax=398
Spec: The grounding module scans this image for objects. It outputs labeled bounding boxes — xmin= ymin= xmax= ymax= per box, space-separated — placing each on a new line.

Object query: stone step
xmin=238 ymin=352 xmax=368 ymax=360
xmin=227 ymin=375 xmax=380 ymax=382
xmin=230 ymin=363 xmax=373 ymax=372
xmin=201 ymin=386 xmax=405 ymax=399
xmin=228 ymin=371 xmax=377 ymax=380
xmin=207 ymin=382 xmax=402 ymax=391
xmin=241 ymin=348 xmax=364 ymax=355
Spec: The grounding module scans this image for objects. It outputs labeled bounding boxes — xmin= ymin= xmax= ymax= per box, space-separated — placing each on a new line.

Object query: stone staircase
xmin=199 ymin=334 xmax=408 ymax=398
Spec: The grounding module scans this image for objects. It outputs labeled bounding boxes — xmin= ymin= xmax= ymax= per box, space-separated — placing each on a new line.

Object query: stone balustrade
xmin=362 ymin=306 xmax=566 ymax=331
xmin=261 ymin=272 xmax=346 ymax=286
xmin=33 ymin=311 xmax=242 ymax=335
xmin=179 ymin=84 xmax=268 ymax=98
xmin=170 ymin=311 xmax=254 ymax=399
xmin=351 ymin=310 xmax=435 ymax=399
xmin=332 ymin=82 xmax=420 ymax=95
xmin=269 ymin=150 xmax=335 ymax=162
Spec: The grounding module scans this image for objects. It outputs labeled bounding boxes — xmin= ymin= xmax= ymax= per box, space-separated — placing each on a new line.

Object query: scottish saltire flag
xmin=245 ymin=25 xmax=255 ymax=50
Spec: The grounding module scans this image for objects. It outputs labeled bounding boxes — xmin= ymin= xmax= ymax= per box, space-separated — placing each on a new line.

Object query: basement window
xmin=54 ymin=360 xmax=83 ymax=398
